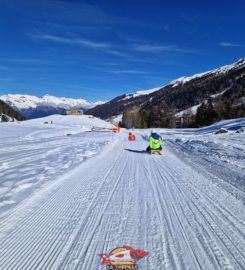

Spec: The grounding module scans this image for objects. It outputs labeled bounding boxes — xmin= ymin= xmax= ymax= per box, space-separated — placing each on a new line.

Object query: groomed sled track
xmin=0 ymin=133 xmax=244 ymax=270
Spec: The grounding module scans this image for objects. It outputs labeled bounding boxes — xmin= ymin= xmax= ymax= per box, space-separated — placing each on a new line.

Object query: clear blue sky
xmin=0 ymin=0 xmax=244 ymax=101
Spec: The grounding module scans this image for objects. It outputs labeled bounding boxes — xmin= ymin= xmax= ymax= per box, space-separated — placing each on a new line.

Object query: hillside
xmin=0 ymin=99 xmax=25 ymax=122
xmin=87 ymin=58 xmax=245 ymax=128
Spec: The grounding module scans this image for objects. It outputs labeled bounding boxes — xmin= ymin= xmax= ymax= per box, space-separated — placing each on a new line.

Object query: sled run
xmin=0 ymin=116 xmax=245 ymax=270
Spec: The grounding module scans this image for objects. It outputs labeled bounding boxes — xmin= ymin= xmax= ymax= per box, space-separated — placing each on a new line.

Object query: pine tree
xmin=223 ymin=100 xmax=234 ymax=119
xmin=195 ymin=102 xmax=207 ymax=127
xmin=206 ymin=98 xmax=218 ymax=124
xmin=195 ymin=99 xmax=217 ymax=127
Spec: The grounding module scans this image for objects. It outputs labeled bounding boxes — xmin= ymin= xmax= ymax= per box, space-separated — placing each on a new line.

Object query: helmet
xmin=129 ymin=132 xmax=132 ymax=135
xmin=151 ymin=129 xmax=157 ymax=134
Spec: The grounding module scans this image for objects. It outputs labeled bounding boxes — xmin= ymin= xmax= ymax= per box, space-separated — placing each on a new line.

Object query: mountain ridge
xmin=0 ymin=94 xmax=105 ymax=119
xmin=87 ymin=58 xmax=245 ymax=127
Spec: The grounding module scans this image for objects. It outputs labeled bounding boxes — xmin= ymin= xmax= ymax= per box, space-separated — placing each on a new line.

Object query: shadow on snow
xmin=124 ymin=148 xmax=148 ymax=154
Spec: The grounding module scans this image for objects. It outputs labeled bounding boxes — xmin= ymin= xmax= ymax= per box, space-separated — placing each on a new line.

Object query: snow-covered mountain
xmin=88 ymin=58 xmax=245 ymax=127
xmin=0 ymin=99 xmax=26 ymax=122
xmin=170 ymin=58 xmax=245 ymax=87
xmin=0 ymin=94 xmax=104 ymax=119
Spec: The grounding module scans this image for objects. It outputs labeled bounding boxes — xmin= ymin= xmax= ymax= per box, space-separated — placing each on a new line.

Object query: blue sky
xmin=0 ymin=0 xmax=244 ymax=101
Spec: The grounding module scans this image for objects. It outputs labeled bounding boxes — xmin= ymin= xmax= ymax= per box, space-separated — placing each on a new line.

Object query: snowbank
xmin=0 ymin=115 xmax=116 ymax=216
xmin=161 ymin=118 xmax=245 ymax=193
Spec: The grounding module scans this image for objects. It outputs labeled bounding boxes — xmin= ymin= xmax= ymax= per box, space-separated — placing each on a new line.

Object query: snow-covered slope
xmin=27 ymin=114 xmax=113 ymax=130
xmin=175 ymin=104 xmax=201 ymax=117
xmin=123 ymin=86 xmax=164 ymax=100
xmin=171 ymin=58 xmax=245 ymax=87
xmin=0 ymin=118 xmax=244 ymax=269
xmin=162 ymin=117 xmax=245 ymax=194
xmin=0 ymin=114 xmax=114 ymax=211
xmin=0 ymin=94 xmax=105 ymax=119
xmin=0 ymin=113 xmax=16 ymax=122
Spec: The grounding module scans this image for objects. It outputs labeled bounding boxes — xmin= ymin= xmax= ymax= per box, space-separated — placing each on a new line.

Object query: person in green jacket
xmin=146 ymin=129 xmax=163 ymax=152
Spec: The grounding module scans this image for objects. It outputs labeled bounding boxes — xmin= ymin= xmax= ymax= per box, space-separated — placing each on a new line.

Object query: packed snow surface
xmin=0 ymin=115 xmax=114 ymax=212
xmin=0 ymin=116 xmax=245 ymax=269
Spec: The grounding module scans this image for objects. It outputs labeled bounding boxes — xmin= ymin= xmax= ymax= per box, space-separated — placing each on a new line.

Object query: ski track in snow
xmin=0 ymin=130 xmax=245 ymax=269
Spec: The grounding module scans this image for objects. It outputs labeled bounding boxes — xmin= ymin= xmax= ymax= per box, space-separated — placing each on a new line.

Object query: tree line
xmin=122 ymin=97 xmax=245 ymax=129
